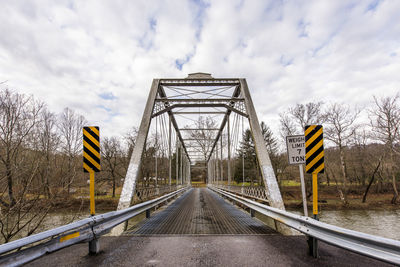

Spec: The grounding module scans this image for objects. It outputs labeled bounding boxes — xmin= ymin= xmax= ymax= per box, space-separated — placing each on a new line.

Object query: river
xmin=319 ymin=209 xmax=400 ymax=240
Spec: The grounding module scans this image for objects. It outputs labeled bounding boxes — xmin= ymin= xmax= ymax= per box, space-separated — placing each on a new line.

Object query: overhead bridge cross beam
xmin=115 ymin=72 xmax=287 ymax=235
xmin=151 ymin=103 xmax=248 ymax=118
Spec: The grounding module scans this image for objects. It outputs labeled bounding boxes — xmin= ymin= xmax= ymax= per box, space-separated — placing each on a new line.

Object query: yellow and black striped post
xmin=83 ymin=126 xmax=100 ymax=216
xmin=305 ymin=124 xmax=324 ymax=214
xmin=305 ymin=124 xmax=324 ymax=258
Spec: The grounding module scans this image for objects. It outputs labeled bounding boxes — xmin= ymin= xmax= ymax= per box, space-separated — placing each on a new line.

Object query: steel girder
xmin=115 ymin=74 xmax=288 ymax=235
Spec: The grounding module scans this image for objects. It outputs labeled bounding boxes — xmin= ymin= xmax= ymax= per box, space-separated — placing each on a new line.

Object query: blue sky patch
xmin=99 ymin=92 xmax=116 ymax=100
xmin=190 ymin=0 xmax=210 ymax=41
xmin=175 ymin=53 xmax=194 ymax=70
xmin=366 ymin=0 xmax=381 ymax=12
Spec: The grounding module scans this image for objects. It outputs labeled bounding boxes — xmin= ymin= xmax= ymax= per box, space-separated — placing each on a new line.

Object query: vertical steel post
xmin=155 ymin=116 xmax=158 ymax=187
xmin=89 ymin=171 xmax=95 ymax=216
xmin=181 ymin=154 xmax=184 ymax=185
xmin=211 ymin=159 xmax=214 ymax=184
xmin=189 ymin=162 xmax=191 ymax=185
xmin=240 ymin=79 xmax=291 ymax=235
xmin=187 ymin=157 xmax=190 ymax=184
xmin=299 ymin=164 xmax=308 ymax=217
xmin=220 ymin=135 xmax=223 ymax=184
xmin=180 ymin=142 xmax=183 ymax=185
xmin=215 ymin=144 xmax=219 ymax=185
xmin=213 ymin=158 xmax=216 ymax=184
xmin=311 ymin=173 xmax=319 ymax=257
xmin=186 ymin=157 xmax=189 ymax=184
xmin=206 ymin=161 xmax=211 ymax=184
xmin=176 ymin=132 xmax=179 ymax=186
xmin=183 ymin=156 xmax=186 ymax=184
xmin=89 ymin=238 xmax=100 ymax=255
xmin=169 ymin=115 xmax=172 ymax=186
xmin=113 ymin=80 xmax=159 ymax=236
xmin=242 ymin=118 xmax=245 ymax=185
xmin=227 ymin=115 xmax=231 ymax=186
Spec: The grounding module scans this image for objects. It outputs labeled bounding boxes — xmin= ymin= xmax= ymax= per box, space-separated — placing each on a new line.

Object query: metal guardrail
xmin=134 ymin=184 xmax=183 ymax=203
xmin=0 ymin=187 xmax=188 ymax=267
xmin=210 ymin=186 xmax=400 ymax=265
xmin=214 ymin=184 xmax=269 ymax=203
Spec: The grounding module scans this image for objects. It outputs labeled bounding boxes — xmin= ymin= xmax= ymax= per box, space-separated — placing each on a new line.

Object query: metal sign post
xmin=305 ymin=125 xmax=324 ymax=258
xmin=83 ymin=126 xmax=101 ymax=254
xmin=298 ymin=164 xmax=308 ymax=217
xmin=83 ymin=126 xmax=101 ymax=216
xmin=285 ymin=135 xmax=308 ymax=217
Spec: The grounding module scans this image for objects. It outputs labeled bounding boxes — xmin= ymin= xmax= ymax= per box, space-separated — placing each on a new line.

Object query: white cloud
xmin=0 ymin=0 xmax=399 ymax=141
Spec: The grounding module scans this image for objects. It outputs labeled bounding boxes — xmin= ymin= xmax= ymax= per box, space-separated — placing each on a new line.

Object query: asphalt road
xmin=29 ymin=235 xmax=395 ymax=267
xmin=28 ymin=188 xmax=396 ymax=266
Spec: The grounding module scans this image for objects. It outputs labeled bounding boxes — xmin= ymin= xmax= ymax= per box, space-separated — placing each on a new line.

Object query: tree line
xmin=0 ymin=88 xmax=136 ymax=242
xmin=235 ymin=95 xmax=400 ymax=206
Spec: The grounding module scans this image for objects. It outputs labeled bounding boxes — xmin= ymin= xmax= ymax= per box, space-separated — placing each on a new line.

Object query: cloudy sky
xmin=0 ymin=0 xmax=399 ymax=138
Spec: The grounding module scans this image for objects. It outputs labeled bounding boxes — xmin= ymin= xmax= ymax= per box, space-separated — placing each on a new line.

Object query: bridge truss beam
xmin=115 ymin=73 xmax=289 ymax=235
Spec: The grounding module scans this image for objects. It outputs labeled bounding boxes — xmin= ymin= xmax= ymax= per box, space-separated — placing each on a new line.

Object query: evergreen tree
xmin=234 ymin=129 xmax=258 ymax=184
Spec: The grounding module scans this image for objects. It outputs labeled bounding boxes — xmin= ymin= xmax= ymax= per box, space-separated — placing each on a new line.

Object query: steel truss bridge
xmin=0 ymin=73 xmax=399 ymax=266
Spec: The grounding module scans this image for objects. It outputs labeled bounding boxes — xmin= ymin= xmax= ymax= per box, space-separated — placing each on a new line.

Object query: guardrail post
xmin=308 ymin=215 xmax=319 ymax=258
xmin=89 ymin=238 xmax=100 ymax=255
xmin=250 ymin=209 xmax=255 ymax=217
xmin=146 ymin=209 xmax=151 ymax=218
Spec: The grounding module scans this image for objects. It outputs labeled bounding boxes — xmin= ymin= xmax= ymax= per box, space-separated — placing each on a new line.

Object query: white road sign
xmin=286 ymin=135 xmax=305 ymax=165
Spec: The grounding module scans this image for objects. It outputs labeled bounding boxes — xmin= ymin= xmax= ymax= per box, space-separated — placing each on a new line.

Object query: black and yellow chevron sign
xmin=305 ymin=125 xmax=324 ymax=174
xmin=83 ymin=126 xmax=100 ymax=173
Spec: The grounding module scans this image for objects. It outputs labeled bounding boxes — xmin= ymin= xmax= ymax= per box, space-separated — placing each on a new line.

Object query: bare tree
xmin=279 ymin=113 xmax=297 ymax=137
xmin=58 ymin=108 xmax=86 ymax=194
xmin=36 ymin=109 xmax=60 ymax=198
xmin=369 ymin=94 xmax=400 ymax=204
xmin=324 ymin=103 xmax=360 ymax=205
xmin=0 ymin=89 xmax=43 ymax=206
xmin=185 ymin=116 xmax=217 ymax=161
xmin=102 ymin=136 xmax=124 ymax=197
xmin=0 ymin=88 xmax=50 ymax=243
xmin=279 ymin=101 xmax=324 ymax=137
xmin=184 ymin=116 xmax=217 ymax=182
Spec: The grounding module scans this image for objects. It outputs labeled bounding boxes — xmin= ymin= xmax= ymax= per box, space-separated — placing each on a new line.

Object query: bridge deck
xmin=125 ymin=187 xmax=276 ymax=235
xmin=28 ymin=187 xmax=395 ymax=266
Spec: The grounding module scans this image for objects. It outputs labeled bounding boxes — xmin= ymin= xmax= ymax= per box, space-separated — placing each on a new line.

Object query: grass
xmin=280 ymin=180 xmax=301 ymax=187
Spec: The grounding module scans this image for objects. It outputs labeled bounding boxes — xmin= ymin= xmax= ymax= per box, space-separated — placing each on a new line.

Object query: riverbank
xmin=282 ymin=185 xmax=400 ymax=211
xmin=50 ymin=197 xmax=119 ymax=213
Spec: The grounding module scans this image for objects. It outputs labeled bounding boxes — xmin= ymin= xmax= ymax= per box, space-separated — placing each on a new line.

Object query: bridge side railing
xmin=133 ymin=184 xmax=185 ymax=203
xmin=213 ymin=184 xmax=268 ymax=203
xmin=209 ymin=185 xmax=400 ymax=266
xmin=0 ymin=187 xmax=189 ymax=267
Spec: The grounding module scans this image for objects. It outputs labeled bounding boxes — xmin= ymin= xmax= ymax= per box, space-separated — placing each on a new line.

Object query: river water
xmin=318 ymin=209 xmax=400 ymax=240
